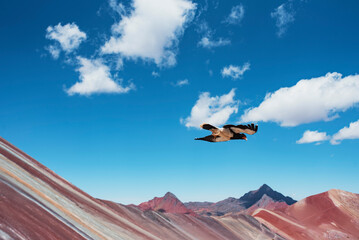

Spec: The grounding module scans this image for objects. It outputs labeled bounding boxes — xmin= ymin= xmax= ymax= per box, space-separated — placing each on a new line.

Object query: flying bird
xmin=195 ymin=123 xmax=258 ymax=142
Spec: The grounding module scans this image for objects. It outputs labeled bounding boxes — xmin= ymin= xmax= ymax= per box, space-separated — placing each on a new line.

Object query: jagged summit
xmin=239 ymin=184 xmax=296 ymax=208
xmin=138 ymin=192 xmax=195 ymax=215
xmin=163 ymin=192 xmax=177 ymax=199
xmin=259 ymin=184 xmax=272 ymax=191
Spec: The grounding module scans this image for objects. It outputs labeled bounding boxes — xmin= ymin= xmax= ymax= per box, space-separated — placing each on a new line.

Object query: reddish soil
xmin=138 ymin=192 xmax=196 ymax=215
xmin=253 ymin=190 xmax=359 ymax=239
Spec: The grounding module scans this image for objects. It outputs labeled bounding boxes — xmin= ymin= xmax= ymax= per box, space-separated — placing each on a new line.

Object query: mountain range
xmin=184 ymin=183 xmax=296 ymax=216
xmin=0 ymin=137 xmax=358 ymax=240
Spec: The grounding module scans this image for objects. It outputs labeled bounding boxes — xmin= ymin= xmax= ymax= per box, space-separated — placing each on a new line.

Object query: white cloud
xmin=241 ymin=73 xmax=359 ymax=127
xmin=196 ymin=21 xmax=230 ymax=49
xmin=296 ymin=130 xmax=330 ymax=144
xmin=47 ymin=45 xmax=60 ymax=59
xmin=101 ymin=0 xmax=196 ymax=67
xmin=173 ymin=79 xmax=189 ymax=87
xmin=181 ymin=89 xmax=239 ymax=128
xmin=198 ymin=36 xmax=230 ymax=49
xmin=46 ymin=23 xmax=87 ymax=56
xmin=109 ymin=0 xmax=126 ymax=15
xmin=196 ymin=21 xmax=210 ymax=34
xmin=225 ymin=4 xmax=244 ymax=24
xmin=331 ymin=119 xmax=359 ymax=145
xmin=152 ymin=71 xmax=160 ymax=77
xmin=222 ymin=62 xmax=250 ymax=79
xmin=116 ymin=57 xmax=124 ymax=70
xmin=271 ymin=3 xmax=295 ymax=37
xmin=67 ymin=57 xmax=134 ymax=96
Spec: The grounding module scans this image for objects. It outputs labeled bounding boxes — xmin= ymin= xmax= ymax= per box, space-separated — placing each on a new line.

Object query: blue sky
xmin=1 ymin=0 xmax=359 ymax=204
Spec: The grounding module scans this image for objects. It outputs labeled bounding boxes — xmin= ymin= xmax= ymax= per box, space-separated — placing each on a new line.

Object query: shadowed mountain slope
xmin=245 ymin=194 xmax=289 ymax=215
xmin=240 ymin=184 xmax=296 ymax=208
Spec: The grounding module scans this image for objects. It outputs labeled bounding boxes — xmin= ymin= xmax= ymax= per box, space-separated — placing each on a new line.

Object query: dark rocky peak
xmin=239 ymin=184 xmax=296 ymax=208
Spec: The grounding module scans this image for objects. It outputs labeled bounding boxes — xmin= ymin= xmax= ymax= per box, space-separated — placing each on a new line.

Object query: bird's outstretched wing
xmin=200 ymin=123 xmax=220 ymax=135
xmin=223 ymin=123 xmax=258 ymax=135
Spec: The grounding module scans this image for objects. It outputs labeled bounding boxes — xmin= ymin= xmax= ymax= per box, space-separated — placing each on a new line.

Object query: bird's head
xmin=242 ymin=135 xmax=247 ymax=141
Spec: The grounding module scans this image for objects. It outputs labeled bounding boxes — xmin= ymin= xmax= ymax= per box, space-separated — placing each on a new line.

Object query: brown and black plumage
xmin=195 ymin=123 xmax=258 ymax=142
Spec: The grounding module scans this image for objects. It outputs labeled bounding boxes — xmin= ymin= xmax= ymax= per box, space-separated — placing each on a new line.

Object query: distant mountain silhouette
xmin=185 ymin=184 xmax=296 ymax=216
xmin=239 ymin=184 xmax=296 ymax=208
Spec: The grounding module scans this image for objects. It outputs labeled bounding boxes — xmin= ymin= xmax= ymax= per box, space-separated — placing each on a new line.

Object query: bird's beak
xmin=244 ymin=137 xmax=247 ymax=141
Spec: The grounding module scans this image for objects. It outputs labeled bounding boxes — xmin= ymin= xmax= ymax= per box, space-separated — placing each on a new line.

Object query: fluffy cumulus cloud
xmin=46 ymin=23 xmax=87 ymax=58
xmin=67 ymin=57 xmax=134 ymax=96
xmin=222 ymin=62 xmax=250 ymax=79
xmin=225 ymin=4 xmax=245 ymax=24
xmin=173 ymin=79 xmax=189 ymax=87
xmin=241 ymin=73 xmax=359 ymax=127
xmin=181 ymin=89 xmax=239 ymax=128
xmin=296 ymin=130 xmax=330 ymax=144
xmin=101 ymin=0 xmax=196 ymax=67
xmin=331 ymin=119 xmax=359 ymax=145
xmin=271 ymin=3 xmax=295 ymax=37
